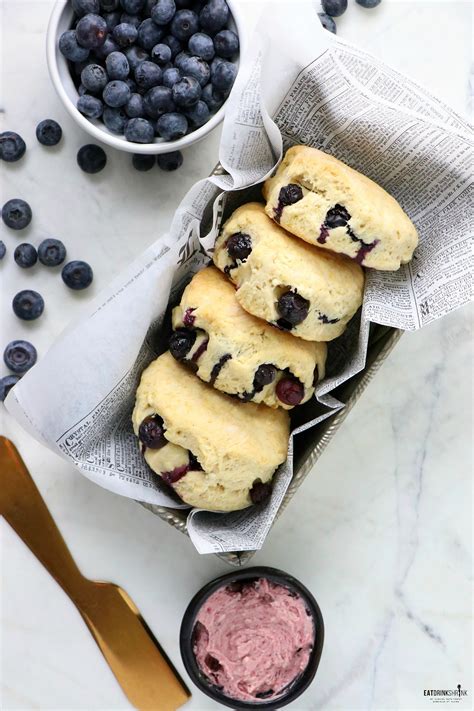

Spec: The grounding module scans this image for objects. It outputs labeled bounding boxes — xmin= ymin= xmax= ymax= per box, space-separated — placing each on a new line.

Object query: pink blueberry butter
xmin=193 ymin=578 xmax=315 ymax=703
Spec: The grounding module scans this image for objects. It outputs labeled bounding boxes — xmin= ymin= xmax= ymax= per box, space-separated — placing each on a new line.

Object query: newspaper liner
xmin=6 ymin=2 xmax=473 ymax=554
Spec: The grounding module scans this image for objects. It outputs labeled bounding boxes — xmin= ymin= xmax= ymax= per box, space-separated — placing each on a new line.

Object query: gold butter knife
xmin=0 ymin=436 xmax=191 ymax=711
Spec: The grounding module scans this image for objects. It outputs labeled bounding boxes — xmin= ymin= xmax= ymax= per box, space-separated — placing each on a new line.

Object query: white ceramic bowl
xmin=46 ymin=0 xmax=244 ymax=154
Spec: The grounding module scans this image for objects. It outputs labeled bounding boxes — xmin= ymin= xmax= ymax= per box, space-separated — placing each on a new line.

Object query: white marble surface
xmin=1 ymin=1 xmax=472 ymax=709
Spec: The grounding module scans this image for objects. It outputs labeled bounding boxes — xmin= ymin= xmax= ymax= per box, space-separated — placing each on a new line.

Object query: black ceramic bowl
xmin=180 ymin=566 xmax=324 ymax=710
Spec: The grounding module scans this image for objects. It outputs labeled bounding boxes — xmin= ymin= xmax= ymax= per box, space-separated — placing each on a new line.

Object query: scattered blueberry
xmin=3 ymin=340 xmax=37 ymax=374
xmin=162 ymin=34 xmax=182 ymax=58
xmin=76 ymin=13 xmax=108 ymax=48
xmin=81 ymin=63 xmax=108 ymax=92
xmin=103 ymin=79 xmax=131 ymax=106
xmin=38 ymin=238 xmax=67 ymax=267
xmin=188 ymin=32 xmax=214 ymax=60
xmin=62 ymin=260 xmax=94 ymax=290
xmin=121 ymin=0 xmax=146 ymax=13
xmin=277 ymin=290 xmax=309 ymax=327
xmin=103 ymin=106 xmax=129 ymax=132
xmin=0 ymin=241 xmax=5 ymax=260
xmin=126 ymin=92 xmax=145 ymax=117
xmin=226 ymin=232 xmax=252 ymax=261
xmin=135 ymin=60 xmax=162 ymax=89
xmin=210 ymin=58 xmax=235 ymax=91
xmin=95 ymin=34 xmax=121 ymax=58
xmin=325 ymin=203 xmax=351 ymax=228
xmin=0 ymin=131 xmax=26 ymax=162
xmin=113 ymin=22 xmax=139 ymax=47
xmin=138 ymin=414 xmax=166 ymax=448
xmin=137 ymin=17 xmax=164 ymax=49
xmin=185 ymin=100 xmax=209 ymax=126
xmin=12 ymin=290 xmax=44 ymax=320
xmin=106 ymin=51 xmax=130 ymax=79
xmin=151 ymin=42 xmax=172 ymax=65
xmin=125 ymin=44 xmax=149 ymax=69
xmin=72 ymin=0 xmax=100 ymax=16
xmin=143 ymin=85 xmax=175 ymax=117
xmin=77 ymin=144 xmax=107 ymax=173
xmin=169 ymin=328 xmax=196 ymax=359
xmin=201 ymin=82 xmax=225 ymax=110
xmin=249 ymin=479 xmax=272 ymax=505
xmin=318 ymin=12 xmax=337 ymax=33
xmin=162 ymin=66 xmax=181 ymax=88
xmin=156 ymin=112 xmax=188 ymax=139
xmin=274 ymin=183 xmax=303 ymax=220
xmin=0 ymin=375 xmax=20 ymax=403
xmin=170 ymin=9 xmax=198 ymax=40
xmin=121 ymin=12 xmax=142 ymax=26
xmin=174 ymin=50 xmax=191 ymax=70
xmin=213 ymin=29 xmax=238 ymax=58
xmin=103 ymin=10 xmax=122 ymax=30
xmin=78 ymin=94 xmax=104 ymax=118
xmin=2 ymin=199 xmax=32 ymax=230
xmin=321 ymin=0 xmax=347 ymax=16
xmin=151 ymin=0 xmax=176 ymax=24
xmin=172 ymin=76 xmax=201 ymax=107
xmin=253 ymin=364 xmax=276 ymax=391
xmin=132 ymin=153 xmax=156 ymax=170
xmin=179 ymin=55 xmax=210 ymax=86
xmin=199 ymin=0 xmax=229 ymax=33
xmin=14 ymin=243 xmax=38 ymax=269
xmin=356 ymin=0 xmax=381 ymax=6
xmin=100 ymin=0 xmax=120 ymax=11
xmin=157 ymin=150 xmax=183 ymax=170
xmin=59 ymin=30 xmax=90 ymax=61
xmin=125 ymin=117 xmax=155 ymax=142
xmin=276 ymin=376 xmax=305 ymax=406
xmin=36 ymin=119 xmax=63 ymax=146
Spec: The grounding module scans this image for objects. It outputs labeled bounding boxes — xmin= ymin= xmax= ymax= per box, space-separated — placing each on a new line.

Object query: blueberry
xmin=38 ymin=238 xmax=67 ymax=266
xmin=276 ymin=376 xmax=304 ymax=406
xmin=210 ymin=58 xmax=236 ymax=91
xmin=151 ymin=42 xmax=171 ymax=65
xmin=14 ymin=243 xmax=37 ymax=269
xmin=179 ymin=55 xmax=210 ymax=86
xmin=169 ymin=328 xmax=195 ymax=359
xmin=143 ymin=85 xmax=175 ymax=117
xmin=318 ymin=12 xmax=337 ymax=33
xmin=226 ymin=232 xmax=252 ymax=261
xmin=138 ymin=414 xmax=166 ymax=448
xmin=125 ymin=45 xmax=149 ymax=70
xmin=278 ymin=183 xmax=303 ymax=206
xmin=12 ymin=290 xmax=44 ymax=320
xmin=0 ymin=375 xmax=20 ymax=403
xmin=125 ymin=77 xmax=138 ymax=91
xmin=62 ymin=260 xmax=94 ymax=290
xmin=103 ymin=79 xmax=131 ymax=106
xmin=156 ymin=112 xmax=188 ymax=139
xmin=76 ymin=14 xmax=108 ymax=49
xmin=124 ymin=117 xmax=155 ymax=142
xmin=103 ymin=106 xmax=128 ymax=133
xmin=213 ymin=30 xmax=238 ymax=58
xmin=132 ymin=153 xmax=156 ymax=170
xmin=77 ymin=144 xmax=107 ymax=173
xmin=59 ymin=30 xmax=91 ymax=61
xmin=325 ymin=204 xmax=351 ymax=228
xmin=0 ymin=131 xmax=26 ymax=162
xmin=172 ymin=76 xmax=201 ymax=107
xmin=72 ymin=0 xmax=100 ymax=15
xmin=77 ymin=94 xmax=104 ymax=118
xmin=151 ymin=0 xmax=176 ymax=24
xmin=157 ymin=150 xmax=183 ymax=170
xmin=120 ymin=0 xmax=145 ymax=13
xmin=185 ymin=99 xmax=209 ymax=126
xmin=277 ymin=290 xmax=309 ymax=327
xmin=137 ymin=18 xmax=164 ymax=50
xmin=104 ymin=51 xmax=129 ymax=81
xmin=249 ymin=479 xmax=272 ymax=505
xmin=253 ymin=364 xmax=276 ymax=391
xmin=81 ymin=63 xmax=108 ymax=92
xmin=0 ymin=241 xmax=5 ymax=260
xmin=78 ymin=83 xmax=88 ymax=96
xmin=143 ymin=0 xmax=158 ymax=16
xmin=36 ymin=121 xmax=62 ymax=151
xmin=170 ymin=9 xmax=198 ymax=41
xmin=94 ymin=35 xmax=120 ymax=58
xmin=162 ymin=34 xmax=182 ymax=58
xmin=356 ymin=0 xmax=381 ymax=6
xmin=135 ymin=60 xmax=162 ymax=89
xmin=162 ymin=66 xmax=181 ymax=88
xmin=3 ymin=340 xmax=37 ymax=374
xmin=201 ymin=82 xmax=225 ymax=111
xmin=199 ymin=0 xmax=229 ymax=33
xmin=174 ymin=50 xmax=191 ymax=70
xmin=188 ymin=32 xmax=214 ymax=61
xmin=2 ymin=199 xmax=32 ymax=230
xmin=113 ymin=22 xmax=138 ymax=47
xmin=100 ymin=0 xmax=120 ymax=10
xmin=103 ymin=10 xmax=121 ymax=30
xmin=126 ymin=92 xmax=145 ymax=117
xmin=322 ymin=0 xmax=347 ymax=16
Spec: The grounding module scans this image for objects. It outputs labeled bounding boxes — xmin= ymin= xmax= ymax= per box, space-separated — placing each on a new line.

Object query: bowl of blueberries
xmin=47 ymin=0 xmax=243 ymax=153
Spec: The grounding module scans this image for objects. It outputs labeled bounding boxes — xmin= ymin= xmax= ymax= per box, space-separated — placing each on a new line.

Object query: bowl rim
xmin=179 ymin=566 xmax=325 ymax=710
xmin=46 ymin=0 xmax=245 ymax=154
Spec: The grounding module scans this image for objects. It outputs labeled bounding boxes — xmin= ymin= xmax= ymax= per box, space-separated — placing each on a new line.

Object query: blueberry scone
xmin=263 ymin=146 xmax=418 ymax=270
xmin=169 ymin=266 xmax=327 ymax=409
xmin=132 ymin=352 xmax=290 ymax=512
xmin=213 ymin=203 xmax=364 ymax=342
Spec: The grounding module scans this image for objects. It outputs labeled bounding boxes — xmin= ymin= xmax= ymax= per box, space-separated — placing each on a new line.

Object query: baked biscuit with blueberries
xmin=263 ymin=146 xmax=418 ymax=270
xmin=213 ymin=202 xmax=364 ymax=342
xmin=170 ymin=266 xmax=327 ymax=409
xmin=132 ymin=352 xmax=290 ymax=512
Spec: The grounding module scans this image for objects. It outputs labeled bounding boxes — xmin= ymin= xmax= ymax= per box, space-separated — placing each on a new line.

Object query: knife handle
xmin=0 ymin=437 xmax=88 ymax=598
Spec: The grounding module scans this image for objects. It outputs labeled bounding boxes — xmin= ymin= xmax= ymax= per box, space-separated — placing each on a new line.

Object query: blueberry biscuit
xmin=132 ymin=352 xmax=290 ymax=512
xmin=170 ymin=266 xmax=327 ymax=409
xmin=213 ymin=203 xmax=364 ymax=342
xmin=263 ymin=146 xmax=418 ymax=270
